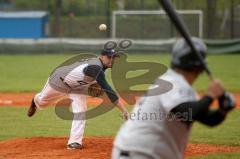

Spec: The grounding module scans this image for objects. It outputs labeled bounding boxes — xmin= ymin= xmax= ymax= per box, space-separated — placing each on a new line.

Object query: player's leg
xmin=27 ymin=79 xmax=66 ymax=117
xmin=67 ymin=93 xmax=87 ymax=149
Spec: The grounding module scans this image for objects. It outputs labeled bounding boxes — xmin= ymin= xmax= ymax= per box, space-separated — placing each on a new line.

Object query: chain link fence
xmin=0 ymin=0 xmax=239 ymax=39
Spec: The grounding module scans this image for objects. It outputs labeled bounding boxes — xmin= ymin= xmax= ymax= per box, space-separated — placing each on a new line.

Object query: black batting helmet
xmin=171 ymin=37 xmax=207 ymax=71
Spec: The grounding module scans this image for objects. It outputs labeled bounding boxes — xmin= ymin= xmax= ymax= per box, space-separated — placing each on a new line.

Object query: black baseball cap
xmin=101 ymin=49 xmax=119 ymax=57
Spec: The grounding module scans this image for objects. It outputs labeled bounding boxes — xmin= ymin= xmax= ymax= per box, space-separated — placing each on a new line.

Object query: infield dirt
xmin=0 ymin=93 xmax=239 ymax=108
xmin=0 ymin=137 xmax=240 ymax=159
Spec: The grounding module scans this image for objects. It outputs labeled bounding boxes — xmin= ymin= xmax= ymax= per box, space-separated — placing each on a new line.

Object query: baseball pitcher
xmin=27 ymin=49 xmax=129 ymax=150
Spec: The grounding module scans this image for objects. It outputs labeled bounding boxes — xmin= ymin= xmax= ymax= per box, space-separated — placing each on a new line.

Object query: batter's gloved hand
xmin=88 ymin=83 xmax=104 ymax=97
xmin=218 ymin=92 xmax=236 ymax=112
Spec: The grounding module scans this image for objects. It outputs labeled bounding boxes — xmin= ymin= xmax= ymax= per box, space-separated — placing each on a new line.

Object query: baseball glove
xmin=88 ymin=83 xmax=104 ymax=97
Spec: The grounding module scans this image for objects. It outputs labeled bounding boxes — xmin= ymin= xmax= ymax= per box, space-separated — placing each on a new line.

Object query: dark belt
xmin=60 ymin=77 xmax=71 ymax=88
xmin=120 ymin=151 xmax=130 ymax=157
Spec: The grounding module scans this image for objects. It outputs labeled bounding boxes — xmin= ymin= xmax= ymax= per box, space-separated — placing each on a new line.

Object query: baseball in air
xmin=99 ymin=24 xmax=107 ymax=31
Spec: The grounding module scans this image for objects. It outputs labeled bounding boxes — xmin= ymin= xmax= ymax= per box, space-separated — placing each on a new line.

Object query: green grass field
xmin=189 ymin=153 xmax=240 ymax=159
xmin=0 ymin=53 xmax=239 ymax=92
xmin=0 ymin=106 xmax=240 ymax=159
xmin=0 ymin=106 xmax=240 ymax=145
xmin=0 ymin=53 xmax=239 ymax=158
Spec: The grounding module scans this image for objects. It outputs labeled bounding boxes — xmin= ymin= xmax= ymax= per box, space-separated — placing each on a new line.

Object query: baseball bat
xmin=158 ymin=0 xmax=213 ymax=79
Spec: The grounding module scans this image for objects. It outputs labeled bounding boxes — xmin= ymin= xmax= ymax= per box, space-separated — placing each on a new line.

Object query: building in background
xmin=0 ymin=11 xmax=49 ymax=38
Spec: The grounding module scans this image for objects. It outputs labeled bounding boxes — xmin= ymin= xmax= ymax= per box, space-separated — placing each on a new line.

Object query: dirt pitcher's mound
xmin=0 ymin=93 xmax=240 ymax=108
xmin=0 ymin=137 xmax=240 ymax=159
xmin=0 ymin=137 xmax=113 ymax=159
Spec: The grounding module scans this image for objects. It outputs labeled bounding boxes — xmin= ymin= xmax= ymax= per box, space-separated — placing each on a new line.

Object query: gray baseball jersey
xmin=113 ymin=69 xmax=198 ymax=159
xmin=49 ymin=57 xmax=118 ymax=103
xmin=49 ymin=57 xmax=101 ymax=92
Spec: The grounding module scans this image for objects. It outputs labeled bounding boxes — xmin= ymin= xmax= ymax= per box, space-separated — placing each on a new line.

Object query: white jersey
xmin=48 ymin=57 xmax=103 ymax=93
xmin=114 ymin=69 xmax=198 ymax=159
xmin=64 ymin=63 xmax=96 ymax=88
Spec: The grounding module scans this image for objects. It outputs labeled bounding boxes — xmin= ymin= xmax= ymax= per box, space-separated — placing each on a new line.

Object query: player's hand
xmin=122 ymin=111 xmax=129 ymax=120
xmin=115 ymin=99 xmax=129 ymax=120
xmin=218 ymin=92 xmax=236 ymax=112
xmin=206 ymin=79 xmax=225 ymax=99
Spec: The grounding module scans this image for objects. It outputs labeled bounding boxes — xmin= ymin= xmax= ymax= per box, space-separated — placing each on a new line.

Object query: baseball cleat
xmin=67 ymin=142 xmax=83 ymax=150
xmin=27 ymin=99 xmax=37 ymax=117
